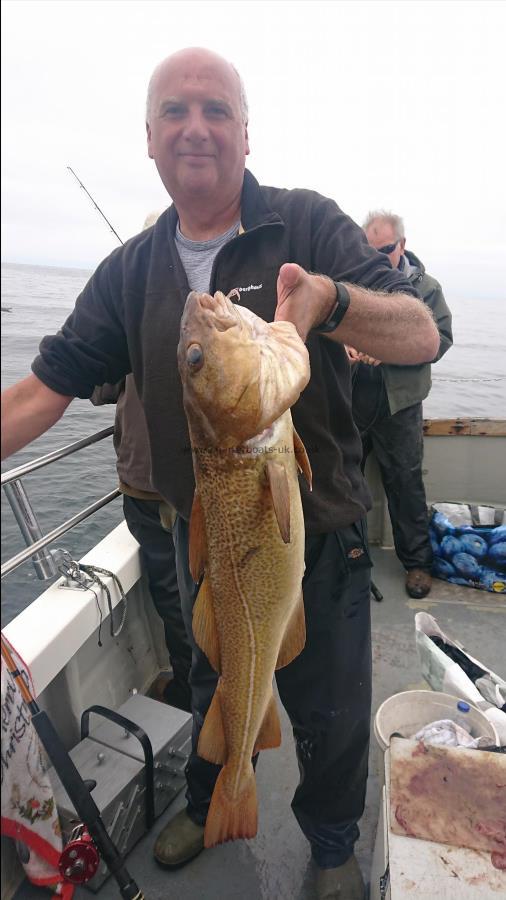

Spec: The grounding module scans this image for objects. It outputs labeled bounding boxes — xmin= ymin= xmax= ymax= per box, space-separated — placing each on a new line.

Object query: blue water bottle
xmin=455 ymin=699 xmax=472 ymax=733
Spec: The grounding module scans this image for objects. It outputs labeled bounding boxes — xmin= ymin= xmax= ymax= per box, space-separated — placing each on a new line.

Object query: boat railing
xmin=1 ymin=426 xmax=120 ymax=580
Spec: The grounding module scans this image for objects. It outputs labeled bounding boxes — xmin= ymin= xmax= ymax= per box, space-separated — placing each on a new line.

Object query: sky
xmin=2 ymin=0 xmax=506 ymax=300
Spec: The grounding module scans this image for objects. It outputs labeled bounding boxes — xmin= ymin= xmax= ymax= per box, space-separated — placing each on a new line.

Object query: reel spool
xmin=58 ymin=825 xmax=100 ymax=884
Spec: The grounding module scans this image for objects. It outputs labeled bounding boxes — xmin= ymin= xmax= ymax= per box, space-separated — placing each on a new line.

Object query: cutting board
xmin=389 ymin=737 xmax=506 ymax=868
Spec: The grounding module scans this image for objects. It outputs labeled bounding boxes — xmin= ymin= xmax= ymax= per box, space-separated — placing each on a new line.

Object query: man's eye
xmin=206 ymin=106 xmax=227 ymax=117
xmin=163 ymin=106 xmax=185 ymax=117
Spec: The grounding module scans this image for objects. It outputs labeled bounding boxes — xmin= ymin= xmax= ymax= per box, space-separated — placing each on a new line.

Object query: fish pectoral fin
xmin=192 ymin=577 xmax=221 ymax=673
xmin=253 ymin=692 xmax=282 ymax=754
xmin=276 ymin=592 xmax=306 ymax=669
xmin=189 ymin=491 xmax=207 ymax=582
xmin=204 ymin=763 xmax=258 ymax=848
xmin=293 ymin=427 xmax=312 ymax=490
xmin=265 ymin=460 xmax=291 ymax=543
xmin=197 ymin=681 xmax=227 ymax=766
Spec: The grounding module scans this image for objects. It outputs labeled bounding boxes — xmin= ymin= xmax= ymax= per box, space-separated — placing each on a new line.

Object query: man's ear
xmin=244 ymin=124 xmax=250 ymax=157
xmin=400 ymin=238 xmax=406 ymax=252
xmin=146 ymin=122 xmax=154 ymax=159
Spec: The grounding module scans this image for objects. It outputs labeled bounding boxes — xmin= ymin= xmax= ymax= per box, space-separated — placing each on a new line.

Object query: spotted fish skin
xmin=177 ymin=291 xmax=311 ymax=847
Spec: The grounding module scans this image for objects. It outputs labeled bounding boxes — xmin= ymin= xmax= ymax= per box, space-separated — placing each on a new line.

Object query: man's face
xmin=146 ymin=50 xmax=250 ymax=210
xmin=365 ymin=220 xmax=404 ymax=269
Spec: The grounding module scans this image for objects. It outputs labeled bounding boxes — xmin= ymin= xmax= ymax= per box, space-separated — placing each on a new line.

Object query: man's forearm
xmin=275 ymin=265 xmax=440 ymax=364
xmin=325 ymin=281 xmax=440 ymax=365
xmin=1 ymin=374 xmax=73 ymax=460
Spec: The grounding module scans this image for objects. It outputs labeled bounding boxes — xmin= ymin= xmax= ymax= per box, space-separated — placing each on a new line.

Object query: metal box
xmin=88 ymin=693 xmax=192 ymax=818
xmin=50 ymin=694 xmax=191 ymax=891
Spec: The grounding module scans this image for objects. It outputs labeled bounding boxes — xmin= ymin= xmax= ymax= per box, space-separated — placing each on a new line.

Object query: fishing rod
xmin=1 ymin=634 xmax=144 ymax=898
xmin=67 ymin=166 xmax=124 ymax=245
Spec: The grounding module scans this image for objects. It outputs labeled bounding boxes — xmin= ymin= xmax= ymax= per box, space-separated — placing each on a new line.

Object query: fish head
xmin=178 ymin=291 xmax=310 ymax=447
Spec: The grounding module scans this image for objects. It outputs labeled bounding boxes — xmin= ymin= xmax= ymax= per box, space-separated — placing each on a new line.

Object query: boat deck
xmin=13 ymin=547 xmax=506 ymax=900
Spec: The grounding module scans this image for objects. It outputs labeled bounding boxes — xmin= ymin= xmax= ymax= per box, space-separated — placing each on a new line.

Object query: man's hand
xmin=345 ymin=345 xmax=361 ymax=364
xmin=275 ymin=263 xmax=336 ymax=342
xmin=345 ymin=345 xmax=382 ymax=367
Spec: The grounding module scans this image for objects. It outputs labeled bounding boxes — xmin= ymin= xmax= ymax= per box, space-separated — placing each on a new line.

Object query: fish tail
xmin=204 ymin=763 xmax=257 ymax=848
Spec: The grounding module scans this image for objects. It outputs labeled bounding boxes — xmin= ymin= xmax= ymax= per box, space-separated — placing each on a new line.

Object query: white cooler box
xmin=370 ymin=749 xmax=506 ymax=899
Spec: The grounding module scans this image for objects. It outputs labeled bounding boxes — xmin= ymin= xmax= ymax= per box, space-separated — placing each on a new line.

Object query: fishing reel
xmin=58 ymin=824 xmax=100 ymax=884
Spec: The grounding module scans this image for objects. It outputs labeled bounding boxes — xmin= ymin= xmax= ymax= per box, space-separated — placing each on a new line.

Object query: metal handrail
xmin=1 ymin=426 xmax=119 ymax=580
xmin=1 ymin=489 xmax=121 ymax=579
xmin=1 ymin=426 xmax=115 ymax=486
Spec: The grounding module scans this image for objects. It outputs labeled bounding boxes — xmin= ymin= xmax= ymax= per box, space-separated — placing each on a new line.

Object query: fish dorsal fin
xmin=253 ymin=691 xmax=282 ymax=754
xmin=197 ymin=680 xmax=227 ymax=765
xmin=189 ymin=491 xmax=207 ymax=582
xmin=276 ymin=592 xmax=306 ymax=669
xmin=265 ymin=460 xmax=291 ymax=543
xmin=293 ymin=427 xmax=312 ymax=490
xmin=192 ymin=577 xmax=221 ymax=673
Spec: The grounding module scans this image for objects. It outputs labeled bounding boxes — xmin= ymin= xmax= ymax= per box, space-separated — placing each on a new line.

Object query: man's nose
xmin=182 ymin=108 xmax=210 ymax=142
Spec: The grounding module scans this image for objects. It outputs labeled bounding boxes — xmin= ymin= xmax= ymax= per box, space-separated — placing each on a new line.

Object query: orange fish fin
xmin=276 ymin=592 xmax=306 ymax=669
xmin=253 ymin=692 xmax=282 ymax=754
xmin=189 ymin=491 xmax=207 ymax=582
xmin=192 ymin=577 xmax=221 ymax=673
xmin=204 ymin=763 xmax=258 ymax=848
xmin=293 ymin=427 xmax=312 ymax=490
xmin=265 ymin=460 xmax=291 ymax=543
xmin=197 ymin=682 xmax=227 ymax=765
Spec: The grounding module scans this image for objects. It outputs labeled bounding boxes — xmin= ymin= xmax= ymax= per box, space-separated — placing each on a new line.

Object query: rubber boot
xmin=315 ymin=854 xmax=366 ymax=900
xmin=153 ymin=808 xmax=205 ymax=868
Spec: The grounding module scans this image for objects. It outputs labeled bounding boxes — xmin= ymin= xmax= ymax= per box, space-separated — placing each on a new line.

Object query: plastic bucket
xmin=374 ymin=690 xmax=499 ymax=752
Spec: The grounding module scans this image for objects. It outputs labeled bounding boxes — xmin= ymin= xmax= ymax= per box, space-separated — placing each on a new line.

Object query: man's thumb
xmin=278 ymin=262 xmax=302 ymax=292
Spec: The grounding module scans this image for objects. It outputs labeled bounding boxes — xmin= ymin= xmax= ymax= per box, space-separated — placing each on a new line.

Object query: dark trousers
xmin=122 ymin=496 xmax=192 ymax=699
xmin=352 ymin=364 xmax=432 ymax=572
xmin=361 ymin=402 xmax=432 ymax=571
xmin=173 ymin=515 xmax=372 ymax=868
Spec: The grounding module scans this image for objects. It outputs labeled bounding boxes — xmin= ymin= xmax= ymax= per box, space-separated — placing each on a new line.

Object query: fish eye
xmin=187 ymin=343 xmax=204 ymax=371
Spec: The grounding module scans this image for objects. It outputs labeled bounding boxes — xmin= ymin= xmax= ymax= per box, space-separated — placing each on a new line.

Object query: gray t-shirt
xmin=175 ymin=219 xmax=240 ymax=292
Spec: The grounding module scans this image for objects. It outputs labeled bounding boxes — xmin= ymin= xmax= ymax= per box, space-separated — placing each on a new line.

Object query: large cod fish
xmin=177 ymin=290 xmax=312 ymax=849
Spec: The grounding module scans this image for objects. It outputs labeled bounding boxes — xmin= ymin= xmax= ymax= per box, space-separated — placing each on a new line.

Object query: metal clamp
xmin=379 ymin=863 xmax=390 ymax=900
xmin=57 ymin=551 xmax=96 ymax=590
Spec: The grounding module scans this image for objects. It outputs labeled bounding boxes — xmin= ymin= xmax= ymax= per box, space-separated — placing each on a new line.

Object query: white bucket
xmin=374 ymin=689 xmax=499 ymax=752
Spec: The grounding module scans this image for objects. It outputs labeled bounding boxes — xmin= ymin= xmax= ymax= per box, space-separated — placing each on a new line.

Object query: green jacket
xmin=381 ymin=250 xmax=453 ymax=415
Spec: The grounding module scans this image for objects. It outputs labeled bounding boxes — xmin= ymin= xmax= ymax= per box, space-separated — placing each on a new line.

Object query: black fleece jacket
xmin=32 ymin=170 xmax=418 ymax=532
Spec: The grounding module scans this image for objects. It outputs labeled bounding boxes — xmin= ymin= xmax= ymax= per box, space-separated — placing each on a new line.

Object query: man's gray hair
xmin=363 ymin=210 xmax=405 ymax=241
xmin=145 ymin=57 xmax=249 ymax=125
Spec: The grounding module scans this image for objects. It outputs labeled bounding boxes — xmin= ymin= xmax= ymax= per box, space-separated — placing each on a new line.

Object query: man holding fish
xmin=1 ymin=48 xmax=439 ymax=899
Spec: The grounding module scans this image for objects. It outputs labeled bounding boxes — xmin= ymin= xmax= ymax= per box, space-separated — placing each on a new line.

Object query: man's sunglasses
xmin=377 ymin=241 xmax=399 ymax=255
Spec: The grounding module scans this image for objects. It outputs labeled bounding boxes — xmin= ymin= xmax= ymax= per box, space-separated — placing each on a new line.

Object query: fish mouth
xmin=183 ymin=291 xmax=243 ymax=335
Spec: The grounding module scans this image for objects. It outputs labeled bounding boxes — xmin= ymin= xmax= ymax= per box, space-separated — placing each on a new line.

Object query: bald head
xmin=145 ymin=46 xmax=250 ymax=227
xmin=146 ymin=48 xmax=248 ymax=125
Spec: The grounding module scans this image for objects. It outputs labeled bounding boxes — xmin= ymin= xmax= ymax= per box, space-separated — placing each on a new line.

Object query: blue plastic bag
xmin=429 ymin=503 xmax=506 ymax=593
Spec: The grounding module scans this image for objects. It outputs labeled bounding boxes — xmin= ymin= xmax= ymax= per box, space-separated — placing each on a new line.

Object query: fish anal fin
xmin=293 ymin=427 xmax=312 ymax=490
xmin=192 ymin=577 xmax=221 ymax=672
xmin=197 ymin=683 xmax=226 ymax=765
xmin=276 ymin=592 xmax=306 ymax=669
xmin=253 ymin=692 xmax=282 ymax=754
xmin=204 ymin=764 xmax=257 ymax=848
xmin=265 ymin=460 xmax=291 ymax=543
xmin=189 ymin=491 xmax=207 ymax=582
